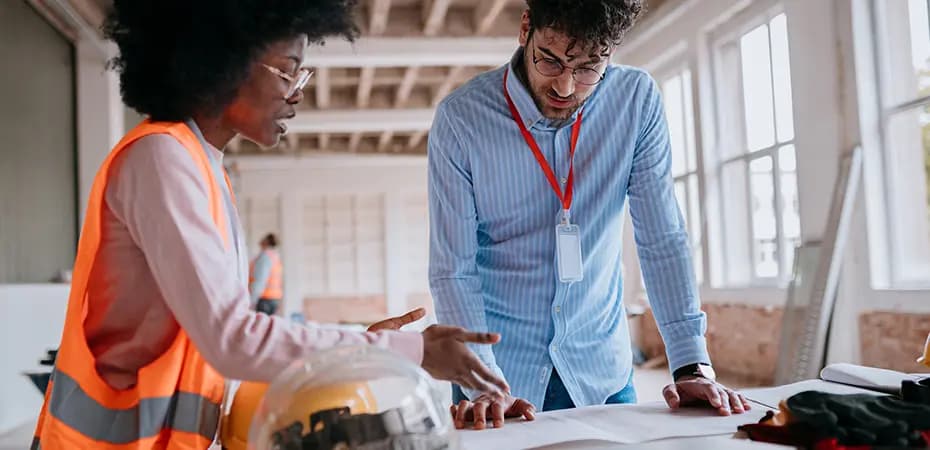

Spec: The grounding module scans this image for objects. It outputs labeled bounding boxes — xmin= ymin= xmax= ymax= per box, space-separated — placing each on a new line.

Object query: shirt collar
xmin=505 ymin=47 xmax=585 ymax=130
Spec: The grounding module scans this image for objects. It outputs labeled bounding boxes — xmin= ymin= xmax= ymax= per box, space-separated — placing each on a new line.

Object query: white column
xmin=383 ymin=192 xmax=408 ymax=316
xmin=782 ymin=0 xmax=856 ymax=364
xmin=280 ymin=192 xmax=304 ymax=317
xmin=76 ymin=40 xmax=122 ymax=222
xmin=784 ymin=0 xmax=844 ymax=243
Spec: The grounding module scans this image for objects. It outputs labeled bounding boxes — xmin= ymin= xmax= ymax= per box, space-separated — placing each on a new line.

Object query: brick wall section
xmin=638 ymin=304 xmax=783 ymax=385
xmin=303 ymin=295 xmax=930 ymax=377
xmin=859 ymin=311 xmax=930 ymax=373
xmin=639 ymin=306 xmax=930 ymax=382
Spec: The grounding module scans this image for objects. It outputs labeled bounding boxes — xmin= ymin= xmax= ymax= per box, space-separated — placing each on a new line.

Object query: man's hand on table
xmin=663 ymin=376 xmax=752 ymax=416
xmin=449 ymin=392 xmax=537 ymax=430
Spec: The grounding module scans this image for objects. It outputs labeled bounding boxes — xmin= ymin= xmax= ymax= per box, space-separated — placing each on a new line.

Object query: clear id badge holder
xmin=555 ymin=209 xmax=583 ymax=283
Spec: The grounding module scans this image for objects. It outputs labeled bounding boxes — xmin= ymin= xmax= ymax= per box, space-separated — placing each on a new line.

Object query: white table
xmin=458 ymin=380 xmax=879 ymax=449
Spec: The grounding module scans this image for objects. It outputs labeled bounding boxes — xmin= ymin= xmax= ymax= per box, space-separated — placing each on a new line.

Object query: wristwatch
xmin=673 ymin=363 xmax=716 ymax=382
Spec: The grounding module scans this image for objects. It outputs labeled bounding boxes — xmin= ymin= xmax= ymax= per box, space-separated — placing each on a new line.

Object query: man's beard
xmin=533 ymin=88 xmax=583 ymax=121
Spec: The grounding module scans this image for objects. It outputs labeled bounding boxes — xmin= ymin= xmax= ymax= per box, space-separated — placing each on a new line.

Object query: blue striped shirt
xmin=427 ymin=49 xmax=709 ymax=408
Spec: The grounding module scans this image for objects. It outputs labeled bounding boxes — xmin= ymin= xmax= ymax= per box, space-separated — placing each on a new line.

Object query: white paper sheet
xmin=819 ymin=363 xmax=928 ymax=394
xmin=741 ymin=379 xmax=883 ymax=410
xmin=458 ymin=401 xmax=770 ymax=450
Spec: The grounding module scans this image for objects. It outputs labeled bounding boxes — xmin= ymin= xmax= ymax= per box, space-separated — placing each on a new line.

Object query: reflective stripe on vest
xmin=43 ymin=370 xmax=220 ymax=444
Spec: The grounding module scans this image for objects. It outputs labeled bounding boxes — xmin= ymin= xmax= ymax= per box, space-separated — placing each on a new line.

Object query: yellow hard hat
xmin=246 ymin=346 xmax=458 ymax=450
xmin=221 ymin=381 xmax=378 ymax=450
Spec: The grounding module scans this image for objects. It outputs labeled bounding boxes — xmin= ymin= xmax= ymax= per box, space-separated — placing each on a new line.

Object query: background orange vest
xmin=249 ymin=249 xmax=283 ymax=299
xmin=33 ymin=121 xmax=231 ymax=450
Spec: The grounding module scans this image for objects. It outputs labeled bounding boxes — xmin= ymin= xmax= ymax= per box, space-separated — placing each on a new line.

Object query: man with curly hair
xmin=32 ymin=1 xmax=507 ymax=448
xmin=430 ymin=0 xmax=751 ymax=429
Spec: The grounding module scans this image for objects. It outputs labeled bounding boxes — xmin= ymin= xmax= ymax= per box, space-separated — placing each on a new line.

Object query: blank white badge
xmin=556 ymin=223 xmax=583 ymax=283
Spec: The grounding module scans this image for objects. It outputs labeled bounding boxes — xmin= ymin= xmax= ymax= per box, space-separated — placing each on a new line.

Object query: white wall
xmin=230 ymin=154 xmax=431 ymax=318
xmin=0 ymin=285 xmax=68 ymax=433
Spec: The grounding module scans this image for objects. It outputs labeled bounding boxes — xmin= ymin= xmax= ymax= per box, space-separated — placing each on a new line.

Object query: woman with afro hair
xmin=32 ymin=1 xmax=507 ymax=448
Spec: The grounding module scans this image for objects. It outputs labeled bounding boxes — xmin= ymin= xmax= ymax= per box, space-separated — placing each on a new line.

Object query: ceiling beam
xmin=369 ymin=0 xmax=392 ymax=35
xmin=423 ymin=0 xmax=453 ymax=36
xmin=304 ymin=37 xmax=514 ymax=68
xmin=377 ymin=131 xmax=395 ymax=152
xmin=311 ymin=73 xmax=468 ymax=88
xmin=474 ymin=0 xmax=510 ymax=35
xmin=349 ymin=133 xmax=363 ymax=152
xmin=284 ymin=133 xmax=299 ymax=152
xmin=288 ymin=109 xmax=435 ymax=134
xmin=407 ymin=131 xmax=428 ymax=151
xmin=357 ymin=67 xmax=375 ymax=108
xmin=68 ymin=0 xmax=106 ymax=29
xmin=395 ymin=67 xmax=420 ymax=108
xmin=315 ymin=67 xmax=331 ymax=108
xmin=432 ymin=66 xmax=466 ymax=106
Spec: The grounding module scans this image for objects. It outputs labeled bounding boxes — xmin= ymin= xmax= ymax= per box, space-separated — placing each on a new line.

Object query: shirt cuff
xmin=386 ymin=330 xmax=424 ymax=365
xmin=664 ymin=335 xmax=711 ymax=373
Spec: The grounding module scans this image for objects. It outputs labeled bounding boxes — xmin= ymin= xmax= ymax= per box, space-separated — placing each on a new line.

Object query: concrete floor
xmin=0 ymin=368 xmax=736 ymax=449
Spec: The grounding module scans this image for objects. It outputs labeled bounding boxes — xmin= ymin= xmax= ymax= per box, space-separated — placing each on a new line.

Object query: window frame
xmin=867 ymin=0 xmax=930 ymax=288
xmin=708 ymin=2 xmax=799 ymax=287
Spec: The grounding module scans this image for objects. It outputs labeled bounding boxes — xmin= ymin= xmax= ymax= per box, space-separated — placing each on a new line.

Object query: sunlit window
xmin=713 ymin=12 xmax=799 ymax=284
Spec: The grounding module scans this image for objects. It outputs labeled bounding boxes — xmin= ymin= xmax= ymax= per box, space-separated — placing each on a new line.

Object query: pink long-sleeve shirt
xmin=83 ymin=128 xmax=423 ymax=390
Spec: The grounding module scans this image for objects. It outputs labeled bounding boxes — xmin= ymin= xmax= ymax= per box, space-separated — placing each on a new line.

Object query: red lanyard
xmin=503 ymin=69 xmax=583 ymax=214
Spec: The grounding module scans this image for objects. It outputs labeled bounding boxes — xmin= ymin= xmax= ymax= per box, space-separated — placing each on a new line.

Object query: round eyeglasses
xmin=262 ymin=64 xmax=314 ymax=99
xmin=531 ymin=50 xmax=605 ymax=86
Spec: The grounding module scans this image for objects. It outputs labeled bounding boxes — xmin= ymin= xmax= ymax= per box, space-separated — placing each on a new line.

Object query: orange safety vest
xmin=32 ymin=120 xmax=231 ymax=450
xmin=249 ymin=250 xmax=283 ymax=300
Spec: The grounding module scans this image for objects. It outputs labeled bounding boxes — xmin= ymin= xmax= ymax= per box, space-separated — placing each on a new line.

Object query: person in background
xmin=429 ymin=0 xmax=750 ymax=430
xmin=32 ymin=1 xmax=507 ymax=448
xmin=250 ymin=233 xmax=283 ymax=315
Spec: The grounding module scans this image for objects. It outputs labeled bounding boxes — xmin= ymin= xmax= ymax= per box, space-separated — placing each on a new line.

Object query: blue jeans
xmin=452 ymin=369 xmax=637 ymax=411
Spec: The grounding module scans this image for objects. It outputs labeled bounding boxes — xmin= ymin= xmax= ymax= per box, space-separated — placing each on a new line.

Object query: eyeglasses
xmin=262 ymin=64 xmax=314 ymax=99
xmin=530 ymin=46 xmax=605 ymax=86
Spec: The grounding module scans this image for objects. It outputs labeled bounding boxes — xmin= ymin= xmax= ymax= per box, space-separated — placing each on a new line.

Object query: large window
xmin=871 ymin=0 xmax=930 ymax=286
xmin=661 ymin=68 xmax=704 ymax=284
xmin=712 ymin=11 xmax=799 ymax=285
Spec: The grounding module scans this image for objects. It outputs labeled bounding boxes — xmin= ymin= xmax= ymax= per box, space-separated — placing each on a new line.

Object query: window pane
xmin=769 ymin=14 xmax=795 ymax=143
xmin=909 ymin=0 xmax=930 ymax=86
xmin=779 ymin=145 xmax=801 ymax=273
xmin=741 ymin=24 xmax=776 ymax=152
xmin=722 ymin=160 xmax=752 ymax=284
xmin=717 ymin=41 xmax=745 ymax=161
xmin=885 ymin=108 xmax=930 ymax=282
xmin=884 ymin=0 xmax=930 ymax=106
xmin=663 ymin=75 xmax=688 ymax=176
xmin=750 ymin=156 xmax=778 ymax=278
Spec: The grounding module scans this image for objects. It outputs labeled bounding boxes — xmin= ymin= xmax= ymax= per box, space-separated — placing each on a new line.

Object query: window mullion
xmin=766 ymin=20 xmax=787 ymax=278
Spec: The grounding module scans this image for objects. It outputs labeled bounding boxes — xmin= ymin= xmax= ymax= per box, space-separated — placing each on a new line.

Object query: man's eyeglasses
xmin=531 ymin=46 xmax=605 ymax=86
xmin=262 ymin=64 xmax=313 ymax=99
